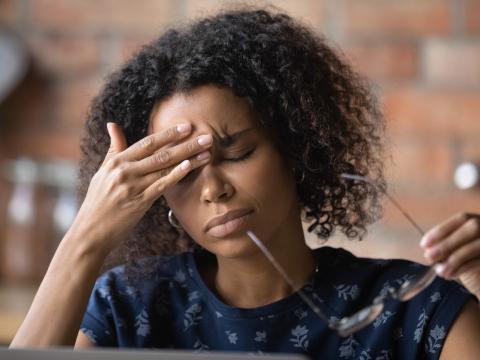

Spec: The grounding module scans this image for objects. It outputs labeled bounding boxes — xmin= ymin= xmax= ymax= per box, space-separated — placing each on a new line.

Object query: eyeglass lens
xmin=245 ymin=173 xmax=438 ymax=336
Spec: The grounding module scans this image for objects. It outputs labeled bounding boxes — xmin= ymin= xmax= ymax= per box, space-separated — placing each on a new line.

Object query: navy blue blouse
xmin=80 ymin=247 xmax=475 ymax=359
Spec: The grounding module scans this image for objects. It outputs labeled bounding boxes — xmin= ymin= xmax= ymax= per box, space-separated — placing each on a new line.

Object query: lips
xmin=204 ymin=208 xmax=254 ymax=232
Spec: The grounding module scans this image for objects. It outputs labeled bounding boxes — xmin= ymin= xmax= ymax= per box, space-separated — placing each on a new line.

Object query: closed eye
xmin=178 ymin=148 xmax=256 ymax=185
xmin=223 ymin=148 xmax=256 ymax=162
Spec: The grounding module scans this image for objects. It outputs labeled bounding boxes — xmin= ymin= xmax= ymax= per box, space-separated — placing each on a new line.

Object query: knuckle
xmin=139 ymin=136 xmax=154 ymax=150
xmin=436 ymin=245 xmax=447 ymax=259
xmin=457 ymin=212 xmax=471 ymax=223
xmin=111 ymin=166 xmax=128 ymax=183
xmin=105 ymin=148 xmax=116 ymax=159
xmin=466 ymin=218 xmax=480 ymax=233
xmin=447 ymin=251 xmax=461 ymax=267
xmin=105 ymin=156 xmax=120 ymax=170
xmin=154 ymin=150 xmax=171 ymax=164
xmin=131 ymin=192 xmax=145 ymax=204
xmin=117 ymin=184 xmax=133 ymax=199
xmin=159 ymin=167 xmax=171 ymax=177
xmin=165 ymin=126 xmax=177 ymax=140
xmin=186 ymin=140 xmax=197 ymax=154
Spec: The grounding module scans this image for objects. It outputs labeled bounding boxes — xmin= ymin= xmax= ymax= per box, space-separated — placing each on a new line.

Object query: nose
xmin=199 ymin=165 xmax=234 ymax=203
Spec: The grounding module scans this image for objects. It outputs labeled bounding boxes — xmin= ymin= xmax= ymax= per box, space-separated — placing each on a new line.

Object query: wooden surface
xmin=0 ymin=283 xmax=36 ymax=345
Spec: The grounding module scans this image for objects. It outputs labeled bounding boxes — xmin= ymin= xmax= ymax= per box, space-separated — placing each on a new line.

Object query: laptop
xmin=0 ymin=347 xmax=310 ymax=359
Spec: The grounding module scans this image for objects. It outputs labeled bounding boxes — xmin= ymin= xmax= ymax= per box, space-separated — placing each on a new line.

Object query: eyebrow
xmin=217 ymin=127 xmax=255 ymax=147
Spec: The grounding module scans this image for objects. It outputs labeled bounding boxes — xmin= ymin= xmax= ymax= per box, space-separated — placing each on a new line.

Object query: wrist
xmin=65 ymin=210 xmax=115 ymax=258
xmin=64 ymin=227 xmax=110 ymax=261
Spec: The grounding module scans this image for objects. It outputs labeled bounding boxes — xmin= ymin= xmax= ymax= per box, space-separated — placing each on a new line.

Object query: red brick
xmin=343 ymin=0 xmax=451 ymax=37
xmin=383 ymin=88 xmax=480 ymax=137
xmin=183 ymin=0 xmax=228 ymax=20
xmin=382 ymin=191 xmax=480 ymax=230
xmin=459 ymin=140 xmax=480 ymax=165
xmin=385 ymin=139 xmax=453 ymax=189
xmin=3 ymin=132 xmax=81 ymax=159
xmin=306 ymin=221 xmax=428 ymax=262
xmin=424 ymin=40 xmax=480 ymax=86
xmin=184 ymin=0 xmax=325 ymax=28
xmin=343 ymin=42 xmax=418 ymax=82
xmin=26 ymin=34 xmax=101 ymax=77
xmin=50 ymin=77 xmax=100 ymax=133
xmin=0 ymin=71 xmax=48 ymax=136
xmin=465 ymin=0 xmax=480 ymax=33
xmin=305 ymin=186 xmax=480 ymax=263
xmin=257 ymin=0 xmax=325 ymax=28
xmin=115 ymin=35 xmax=154 ymax=68
xmin=30 ymin=0 xmax=175 ymax=33
xmin=323 ymin=229 xmax=427 ymax=263
xmin=0 ymin=0 xmax=16 ymax=25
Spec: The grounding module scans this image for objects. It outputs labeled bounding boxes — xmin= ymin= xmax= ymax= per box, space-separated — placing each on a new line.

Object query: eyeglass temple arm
xmin=246 ymin=175 xmax=429 ymax=333
xmin=246 ymin=230 xmax=334 ymax=326
xmin=339 ymin=173 xmax=425 ymax=236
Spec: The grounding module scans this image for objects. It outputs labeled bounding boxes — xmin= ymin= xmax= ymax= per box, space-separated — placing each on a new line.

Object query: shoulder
xmin=316 ymin=245 xmax=459 ymax=290
xmin=87 ymin=251 xmax=197 ymax=314
xmin=314 ymin=245 xmax=422 ymax=287
xmin=81 ymin=251 xmax=195 ymax=346
xmin=314 ymin=246 xmax=476 ymax=358
xmin=315 ymin=245 xmax=473 ymax=308
xmin=440 ymin=299 xmax=480 ymax=359
xmin=96 ymin=251 xmax=192 ymax=287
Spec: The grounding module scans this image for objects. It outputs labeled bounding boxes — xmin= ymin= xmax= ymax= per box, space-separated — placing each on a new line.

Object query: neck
xmin=211 ymin=216 xmax=315 ymax=308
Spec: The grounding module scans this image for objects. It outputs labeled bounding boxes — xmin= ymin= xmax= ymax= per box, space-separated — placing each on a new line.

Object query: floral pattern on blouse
xmin=81 ymin=247 xmax=475 ymax=359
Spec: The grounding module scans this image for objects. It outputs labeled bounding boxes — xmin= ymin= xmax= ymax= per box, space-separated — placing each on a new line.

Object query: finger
xmin=134 ymin=150 xmax=211 ymax=192
xmin=451 ymin=258 xmax=480 ymax=280
xmin=118 ymin=122 xmax=192 ymax=162
xmin=142 ymin=159 xmax=193 ymax=203
xmin=434 ymin=239 xmax=480 ymax=278
xmin=420 ymin=212 xmax=479 ymax=248
xmin=132 ymin=134 xmax=213 ymax=175
xmin=452 ymin=259 xmax=480 ymax=296
xmin=423 ymin=218 xmax=480 ymax=263
xmin=102 ymin=122 xmax=128 ymax=166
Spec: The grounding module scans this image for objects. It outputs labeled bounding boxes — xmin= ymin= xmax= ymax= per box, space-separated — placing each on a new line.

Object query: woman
xmin=11 ymin=7 xmax=480 ymax=359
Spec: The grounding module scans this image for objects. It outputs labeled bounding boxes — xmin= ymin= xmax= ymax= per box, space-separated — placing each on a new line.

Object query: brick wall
xmin=1 ymin=0 xmax=479 ymax=265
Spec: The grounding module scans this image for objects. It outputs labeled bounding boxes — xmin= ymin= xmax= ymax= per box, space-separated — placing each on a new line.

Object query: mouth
xmin=205 ymin=208 xmax=254 ymax=238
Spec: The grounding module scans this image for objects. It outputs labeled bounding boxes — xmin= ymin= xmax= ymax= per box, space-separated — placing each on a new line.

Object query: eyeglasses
xmin=246 ymin=173 xmax=437 ymax=337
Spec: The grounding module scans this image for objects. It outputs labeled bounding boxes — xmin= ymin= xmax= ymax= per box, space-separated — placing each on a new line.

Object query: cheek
xmin=163 ymin=191 xmax=202 ymax=240
xmin=163 ymin=147 xmax=296 ymax=229
xmin=163 ymin=188 xmax=193 ymax=219
xmin=238 ymin=149 xmax=297 ymax=209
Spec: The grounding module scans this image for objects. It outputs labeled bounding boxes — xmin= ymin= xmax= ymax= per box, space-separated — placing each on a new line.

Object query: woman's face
xmin=149 ymin=84 xmax=301 ymax=259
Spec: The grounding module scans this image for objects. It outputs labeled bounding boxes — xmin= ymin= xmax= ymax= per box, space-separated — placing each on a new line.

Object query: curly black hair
xmin=79 ymin=5 xmax=385 ymax=273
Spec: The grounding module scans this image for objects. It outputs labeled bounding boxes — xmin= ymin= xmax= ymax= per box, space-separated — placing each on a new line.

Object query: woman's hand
xmin=421 ymin=213 xmax=480 ymax=299
xmin=70 ymin=121 xmax=212 ymax=255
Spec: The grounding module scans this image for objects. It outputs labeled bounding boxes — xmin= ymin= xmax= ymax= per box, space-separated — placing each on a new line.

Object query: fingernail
xmin=434 ymin=263 xmax=447 ymax=275
xmin=196 ymin=151 xmax=210 ymax=161
xmin=177 ymin=123 xmax=191 ymax=133
xmin=420 ymin=234 xmax=433 ymax=248
xmin=424 ymin=247 xmax=438 ymax=260
xmin=197 ymin=134 xmax=212 ymax=145
xmin=180 ymin=160 xmax=191 ymax=170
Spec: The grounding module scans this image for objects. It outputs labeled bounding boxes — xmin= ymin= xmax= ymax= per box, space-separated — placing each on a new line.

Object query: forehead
xmin=149 ymin=84 xmax=258 ymax=136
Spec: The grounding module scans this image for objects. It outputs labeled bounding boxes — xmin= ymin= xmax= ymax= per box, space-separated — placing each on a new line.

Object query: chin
xmin=201 ymin=233 xmax=262 ymax=259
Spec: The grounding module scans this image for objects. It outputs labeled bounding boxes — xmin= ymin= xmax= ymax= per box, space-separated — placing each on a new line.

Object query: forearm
xmin=9 ymin=230 xmax=107 ymax=347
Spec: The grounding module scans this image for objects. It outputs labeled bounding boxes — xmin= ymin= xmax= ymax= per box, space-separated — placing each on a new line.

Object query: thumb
xmin=103 ymin=122 xmax=128 ymax=164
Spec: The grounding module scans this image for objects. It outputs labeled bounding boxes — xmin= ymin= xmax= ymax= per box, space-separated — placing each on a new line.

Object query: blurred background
xmin=0 ymin=0 xmax=479 ymax=345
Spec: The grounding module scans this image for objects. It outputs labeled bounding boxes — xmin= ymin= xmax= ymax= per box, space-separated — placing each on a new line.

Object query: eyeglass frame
xmin=246 ymin=173 xmax=437 ymax=337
